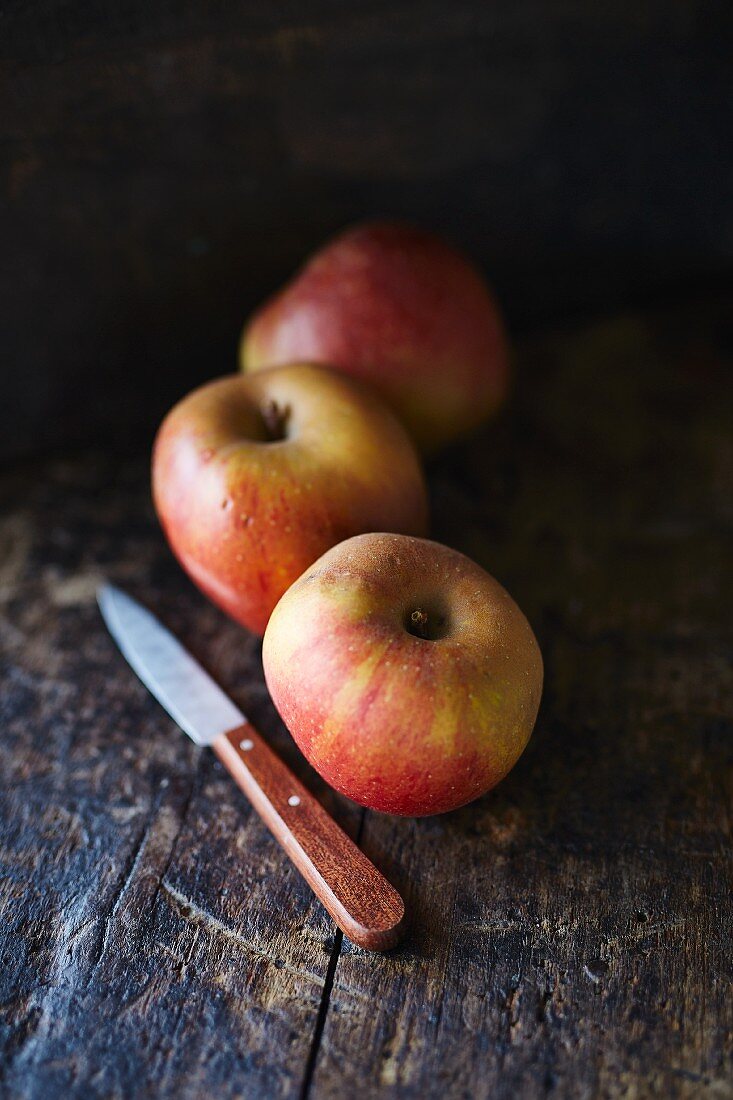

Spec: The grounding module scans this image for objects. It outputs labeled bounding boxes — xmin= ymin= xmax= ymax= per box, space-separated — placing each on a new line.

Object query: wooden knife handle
xmin=212 ymin=723 xmax=406 ymax=952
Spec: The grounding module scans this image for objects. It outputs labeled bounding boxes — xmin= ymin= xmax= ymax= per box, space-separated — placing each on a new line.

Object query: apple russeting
xmin=240 ymin=221 xmax=509 ymax=452
xmin=263 ymin=533 xmax=543 ymax=816
xmin=152 ymin=365 xmax=429 ymax=636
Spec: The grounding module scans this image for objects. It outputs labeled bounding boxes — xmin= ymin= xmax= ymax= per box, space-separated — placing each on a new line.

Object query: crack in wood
xmin=299 ymin=808 xmax=367 ymax=1099
xmin=159 ymin=880 xmax=319 ymax=982
xmin=83 ymin=813 xmax=158 ymax=987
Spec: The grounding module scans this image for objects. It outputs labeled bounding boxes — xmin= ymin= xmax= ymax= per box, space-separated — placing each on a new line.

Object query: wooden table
xmin=1 ymin=302 xmax=731 ymax=1098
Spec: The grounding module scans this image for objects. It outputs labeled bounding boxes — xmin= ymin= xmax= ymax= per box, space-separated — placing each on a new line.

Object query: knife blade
xmin=98 ymin=585 xmax=244 ymax=745
xmin=98 ymin=584 xmax=405 ymax=951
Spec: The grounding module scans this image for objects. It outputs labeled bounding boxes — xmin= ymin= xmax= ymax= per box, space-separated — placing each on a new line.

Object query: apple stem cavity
xmin=405 ymin=605 xmax=450 ymax=640
xmin=262 ymin=399 xmax=291 ymax=442
xmin=410 ymin=608 xmax=430 ymax=639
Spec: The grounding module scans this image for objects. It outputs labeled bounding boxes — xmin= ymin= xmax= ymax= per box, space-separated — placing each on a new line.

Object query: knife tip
xmin=97 ymin=581 xmax=121 ymax=616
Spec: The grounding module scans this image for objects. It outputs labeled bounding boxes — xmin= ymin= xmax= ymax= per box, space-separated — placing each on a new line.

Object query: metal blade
xmin=97 ymin=584 xmax=245 ymax=745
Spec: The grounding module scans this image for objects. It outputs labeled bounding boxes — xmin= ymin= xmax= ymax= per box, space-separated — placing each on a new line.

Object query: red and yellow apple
xmin=263 ymin=533 xmax=543 ymax=816
xmin=152 ymin=365 xmax=429 ymax=635
xmin=240 ymin=221 xmax=510 ymax=452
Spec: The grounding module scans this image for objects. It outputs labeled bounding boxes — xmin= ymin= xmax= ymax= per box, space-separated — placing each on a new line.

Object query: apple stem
xmin=410 ymin=608 xmax=430 ymax=639
xmin=262 ymin=400 xmax=290 ymax=441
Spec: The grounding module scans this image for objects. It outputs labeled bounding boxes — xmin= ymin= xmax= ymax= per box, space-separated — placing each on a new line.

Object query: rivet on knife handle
xmin=213 ymin=723 xmax=406 ymax=952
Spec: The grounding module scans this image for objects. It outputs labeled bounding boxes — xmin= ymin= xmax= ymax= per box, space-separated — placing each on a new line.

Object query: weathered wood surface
xmin=1 ymin=302 xmax=732 ymax=1098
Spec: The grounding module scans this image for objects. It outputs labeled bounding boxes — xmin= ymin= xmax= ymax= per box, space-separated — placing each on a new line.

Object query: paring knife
xmin=97 ymin=584 xmax=406 ymax=951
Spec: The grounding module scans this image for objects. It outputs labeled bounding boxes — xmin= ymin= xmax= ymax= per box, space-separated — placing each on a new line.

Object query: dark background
xmin=2 ymin=1 xmax=732 ymax=462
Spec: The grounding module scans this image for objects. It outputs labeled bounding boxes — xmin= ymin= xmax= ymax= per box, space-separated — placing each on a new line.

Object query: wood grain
xmin=309 ymin=306 xmax=733 ymax=1099
xmin=213 ymin=725 xmax=405 ymax=951
xmin=1 ymin=300 xmax=731 ymax=1098
xmin=0 ymin=461 xmax=360 ymax=1099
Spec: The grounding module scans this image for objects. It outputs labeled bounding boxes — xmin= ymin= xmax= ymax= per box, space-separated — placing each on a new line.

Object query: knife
xmin=97 ymin=584 xmax=406 ymax=951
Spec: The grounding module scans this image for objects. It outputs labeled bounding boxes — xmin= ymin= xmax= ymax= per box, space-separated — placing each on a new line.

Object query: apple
xmin=263 ymin=532 xmax=543 ymax=816
xmin=152 ymin=365 xmax=429 ymax=636
xmin=240 ymin=221 xmax=510 ymax=452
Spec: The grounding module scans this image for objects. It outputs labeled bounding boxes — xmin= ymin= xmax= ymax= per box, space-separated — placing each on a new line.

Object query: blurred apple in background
xmin=241 ymin=222 xmax=509 ymax=452
xmin=152 ymin=365 xmax=429 ymax=635
xmin=263 ymin=532 xmax=542 ymax=816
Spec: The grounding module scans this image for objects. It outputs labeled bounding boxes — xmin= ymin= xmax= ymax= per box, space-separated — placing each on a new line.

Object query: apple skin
xmin=263 ymin=533 xmax=543 ymax=816
xmin=240 ymin=221 xmax=510 ymax=452
xmin=152 ymin=365 xmax=429 ymax=636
